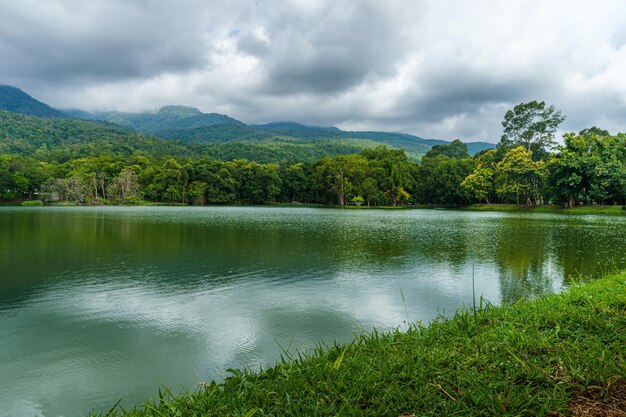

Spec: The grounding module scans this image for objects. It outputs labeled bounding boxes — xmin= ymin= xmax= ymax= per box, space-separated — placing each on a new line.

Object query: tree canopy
xmin=499 ymin=100 xmax=565 ymax=157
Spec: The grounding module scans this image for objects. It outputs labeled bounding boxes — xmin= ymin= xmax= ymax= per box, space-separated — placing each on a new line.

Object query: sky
xmin=1 ymin=0 xmax=626 ymax=142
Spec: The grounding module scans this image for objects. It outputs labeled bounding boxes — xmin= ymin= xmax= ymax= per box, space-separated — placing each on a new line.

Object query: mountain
xmin=466 ymin=142 xmax=496 ymax=155
xmin=62 ymin=109 xmax=110 ymax=120
xmin=254 ymin=122 xmax=341 ymax=132
xmin=0 ymin=109 xmax=195 ymax=159
xmin=73 ymin=105 xmax=495 ymax=158
xmin=100 ymin=105 xmax=242 ymax=135
xmin=0 ymin=86 xmax=495 ymax=162
xmin=0 ymin=85 xmax=67 ymax=118
xmin=251 ymin=125 xmax=495 ymax=158
xmin=0 ymin=109 xmax=389 ymax=164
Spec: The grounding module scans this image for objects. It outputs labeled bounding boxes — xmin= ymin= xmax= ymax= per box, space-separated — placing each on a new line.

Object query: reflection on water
xmin=0 ymin=207 xmax=624 ymax=417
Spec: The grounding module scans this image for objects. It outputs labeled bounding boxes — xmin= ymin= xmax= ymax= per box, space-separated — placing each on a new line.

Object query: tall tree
xmin=315 ymin=154 xmax=368 ymax=206
xmin=499 ymin=101 xmax=565 ymax=157
xmin=416 ymin=155 xmax=475 ymax=205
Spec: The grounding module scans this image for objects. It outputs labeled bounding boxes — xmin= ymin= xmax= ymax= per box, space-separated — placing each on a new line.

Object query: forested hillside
xmin=72 ymin=105 xmax=494 ymax=159
xmin=0 ymin=110 xmax=380 ymax=164
xmin=0 ymin=85 xmax=67 ymax=118
xmin=0 ymin=85 xmax=495 ymax=164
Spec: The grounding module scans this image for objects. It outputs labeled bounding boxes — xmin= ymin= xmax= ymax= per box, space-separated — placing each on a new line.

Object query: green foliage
xmin=495 ymin=147 xmax=547 ymax=205
xmin=547 ymin=132 xmax=626 ymax=206
xmin=20 ymin=199 xmax=43 ymax=206
xmin=416 ymin=154 xmax=475 ymax=205
xmin=499 ymin=100 xmax=565 ymax=157
xmin=311 ymin=146 xmax=418 ymax=206
xmin=424 ymin=139 xmax=470 ymax=159
xmin=0 ymin=109 xmax=195 ymax=161
xmin=461 ymin=161 xmax=495 ymax=204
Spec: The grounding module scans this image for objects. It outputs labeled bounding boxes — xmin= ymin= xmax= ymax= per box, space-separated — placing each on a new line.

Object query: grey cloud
xmin=0 ymin=0 xmax=212 ymax=85
xmin=3 ymin=1 xmax=626 ymax=142
xmin=237 ymin=33 xmax=270 ymax=57
xmin=238 ymin=1 xmax=421 ymax=95
xmin=396 ymin=69 xmax=549 ymax=124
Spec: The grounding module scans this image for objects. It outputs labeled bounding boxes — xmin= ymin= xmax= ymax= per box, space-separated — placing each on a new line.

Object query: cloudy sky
xmin=1 ymin=0 xmax=626 ymax=142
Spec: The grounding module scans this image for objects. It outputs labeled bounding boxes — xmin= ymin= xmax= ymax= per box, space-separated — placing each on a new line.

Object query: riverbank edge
xmin=457 ymin=203 xmax=626 ymax=215
xmin=8 ymin=200 xmax=626 ymax=215
xmin=96 ymin=271 xmax=626 ymax=417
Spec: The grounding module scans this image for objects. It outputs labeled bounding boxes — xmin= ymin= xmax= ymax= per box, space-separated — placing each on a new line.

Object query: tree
xmin=423 ymin=139 xmax=470 ymax=160
xmin=499 ymin=101 xmax=565 ymax=157
xmin=359 ymin=177 xmax=382 ymax=206
xmin=496 ymin=146 xmax=547 ymax=205
xmin=361 ymin=146 xmax=415 ymax=206
xmin=547 ymin=133 xmax=592 ymax=207
xmin=279 ymin=163 xmax=312 ymax=203
xmin=579 ymin=126 xmax=609 ymax=138
xmin=461 ymin=162 xmax=495 ymax=204
xmin=547 ymin=132 xmax=626 ymax=206
xmin=145 ymin=158 xmax=187 ymax=203
xmin=315 ymin=154 xmax=368 ymax=206
xmin=416 ymin=155 xmax=475 ymax=205
xmin=108 ymin=168 xmax=140 ymax=203
xmin=187 ymin=181 xmax=207 ymax=205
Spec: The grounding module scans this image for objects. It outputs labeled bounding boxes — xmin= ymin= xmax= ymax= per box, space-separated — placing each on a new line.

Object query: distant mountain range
xmin=0 ymin=85 xmax=495 ymax=161
xmin=0 ymin=85 xmax=68 ymax=119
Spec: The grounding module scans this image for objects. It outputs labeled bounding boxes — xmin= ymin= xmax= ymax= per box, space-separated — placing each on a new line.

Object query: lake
xmin=1 ymin=207 xmax=625 ymax=417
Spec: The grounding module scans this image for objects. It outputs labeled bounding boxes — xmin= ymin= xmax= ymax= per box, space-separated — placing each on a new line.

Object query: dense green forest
xmin=69 ymin=104 xmax=494 ymax=159
xmin=0 ymin=100 xmax=625 ymax=207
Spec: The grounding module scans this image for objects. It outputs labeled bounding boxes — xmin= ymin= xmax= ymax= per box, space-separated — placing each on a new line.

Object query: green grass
xmin=20 ymin=199 xmax=43 ymax=206
xmin=461 ymin=204 xmax=626 ymax=215
xmin=95 ymin=271 xmax=626 ymax=417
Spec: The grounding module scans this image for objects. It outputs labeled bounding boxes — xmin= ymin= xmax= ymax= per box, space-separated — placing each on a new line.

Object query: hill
xmin=0 ymin=110 xmax=385 ymax=164
xmin=0 ymin=110 xmax=194 ymax=160
xmin=254 ymin=121 xmax=342 ymax=132
xmin=0 ymin=85 xmax=495 ymax=162
xmin=69 ymin=108 xmax=430 ymax=161
xmin=73 ymin=105 xmax=495 ymax=159
xmin=100 ymin=105 xmax=242 ymax=136
xmin=0 ymin=85 xmax=67 ymax=118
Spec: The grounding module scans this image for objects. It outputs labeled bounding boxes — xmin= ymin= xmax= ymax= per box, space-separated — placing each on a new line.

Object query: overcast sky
xmin=2 ymin=1 xmax=626 ymax=142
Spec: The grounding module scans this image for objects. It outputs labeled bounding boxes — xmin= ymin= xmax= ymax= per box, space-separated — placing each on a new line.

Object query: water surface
xmin=1 ymin=207 xmax=624 ymax=417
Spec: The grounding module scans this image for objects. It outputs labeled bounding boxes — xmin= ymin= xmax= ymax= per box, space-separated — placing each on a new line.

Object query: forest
xmin=0 ymin=101 xmax=625 ymax=207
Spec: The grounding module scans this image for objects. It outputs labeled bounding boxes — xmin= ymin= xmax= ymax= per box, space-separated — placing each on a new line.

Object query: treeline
xmin=0 ymin=146 xmax=417 ymax=206
xmin=1 ymin=132 xmax=624 ymax=207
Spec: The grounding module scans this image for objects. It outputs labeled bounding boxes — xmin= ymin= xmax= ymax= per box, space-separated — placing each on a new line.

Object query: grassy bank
xmin=460 ymin=203 xmax=626 ymax=215
xmin=97 ymin=272 xmax=626 ymax=417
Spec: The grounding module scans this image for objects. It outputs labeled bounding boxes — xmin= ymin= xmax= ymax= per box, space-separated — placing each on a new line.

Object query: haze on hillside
xmin=0 ymin=86 xmax=495 ymax=162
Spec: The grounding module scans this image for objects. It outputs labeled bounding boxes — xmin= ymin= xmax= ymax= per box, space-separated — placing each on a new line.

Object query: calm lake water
xmin=1 ymin=206 xmax=625 ymax=417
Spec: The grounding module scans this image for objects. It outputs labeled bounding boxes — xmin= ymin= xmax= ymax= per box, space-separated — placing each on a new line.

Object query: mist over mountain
xmin=72 ymin=104 xmax=494 ymax=157
xmin=0 ymin=85 xmax=495 ymax=161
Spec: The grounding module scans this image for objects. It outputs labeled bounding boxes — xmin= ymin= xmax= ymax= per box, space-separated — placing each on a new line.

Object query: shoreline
xmin=94 ymin=270 xmax=626 ymax=416
xmin=7 ymin=201 xmax=626 ymax=215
